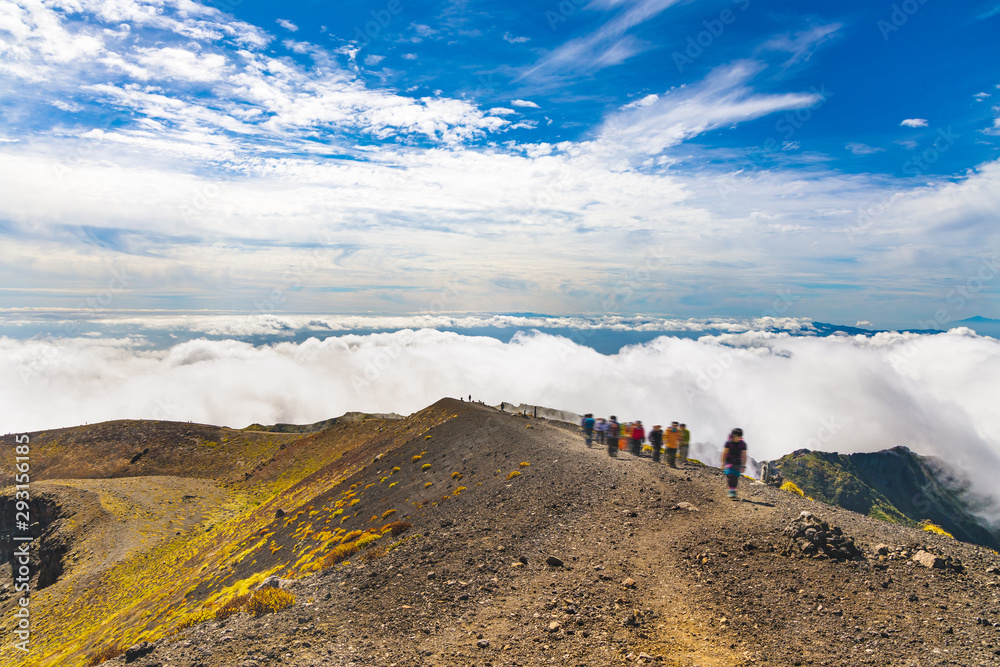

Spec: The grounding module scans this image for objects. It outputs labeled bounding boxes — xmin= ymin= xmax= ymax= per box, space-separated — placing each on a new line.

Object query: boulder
xmin=255 ymin=576 xmax=294 ymax=590
xmin=913 ymin=550 xmax=946 ymax=569
xmin=124 ymin=641 xmax=156 ymax=663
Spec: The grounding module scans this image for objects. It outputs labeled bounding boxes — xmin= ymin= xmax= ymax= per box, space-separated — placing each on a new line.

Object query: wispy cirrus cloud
xmin=759 ymin=23 xmax=842 ymax=68
xmin=520 ymin=0 xmax=683 ymax=81
xmin=593 ymin=61 xmax=821 ymax=158
xmin=846 ymin=142 xmax=884 ymax=155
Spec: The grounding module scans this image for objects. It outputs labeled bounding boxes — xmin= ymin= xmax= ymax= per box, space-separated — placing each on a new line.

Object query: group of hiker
xmin=580 ymin=414 xmax=749 ymax=500
xmin=579 ymin=415 xmax=690 ymax=467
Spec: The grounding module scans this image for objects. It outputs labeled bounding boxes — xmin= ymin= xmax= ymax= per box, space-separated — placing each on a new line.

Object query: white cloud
xmin=134 ymin=47 xmax=229 ymax=83
xmin=759 ymin=23 xmax=841 ymax=67
xmin=276 ymin=18 xmax=298 ymax=32
xmin=594 ymin=61 xmax=821 ymax=158
xmin=364 ymin=54 xmax=385 ymax=66
xmin=845 ymin=142 xmax=884 ymax=155
xmin=503 ymin=32 xmax=529 ymax=44
xmin=974 ymin=92 xmax=991 ymax=101
xmin=2 ymin=329 xmax=999 ymax=515
xmin=510 ymin=99 xmax=540 ymax=108
xmin=412 ymin=24 xmax=437 ymax=38
xmin=620 ymin=93 xmax=658 ymax=110
xmin=522 ymin=0 xmax=683 ymax=79
xmin=51 ymin=100 xmax=83 ymax=112
xmin=900 ymin=118 xmax=928 ymax=128
xmin=985 ymin=106 xmax=1000 ymax=136
xmin=401 ymin=53 xmax=418 ymax=60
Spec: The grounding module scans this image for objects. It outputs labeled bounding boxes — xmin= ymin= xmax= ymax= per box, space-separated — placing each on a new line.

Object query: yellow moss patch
xmin=507 ymin=471 xmax=521 ymax=480
xmin=920 ymin=521 xmax=955 ymax=539
xmin=781 ymin=481 xmax=806 ymax=497
xmin=245 ymin=588 xmax=295 ymax=616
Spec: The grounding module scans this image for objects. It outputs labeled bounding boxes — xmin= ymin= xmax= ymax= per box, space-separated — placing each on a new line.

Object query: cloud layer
xmin=3 ymin=328 xmax=999 ymax=509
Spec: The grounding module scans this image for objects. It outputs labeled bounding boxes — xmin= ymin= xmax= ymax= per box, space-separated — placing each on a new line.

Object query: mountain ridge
xmin=774 ymin=446 xmax=1000 ymax=551
xmin=2 ymin=399 xmax=1000 ymax=666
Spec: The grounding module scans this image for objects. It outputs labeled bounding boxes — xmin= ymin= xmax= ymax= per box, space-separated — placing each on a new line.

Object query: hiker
xmin=581 ymin=413 xmax=595 ymax=447
xmin=722 ymin=428 xmax=748 ymax=500
xmin=678 ymin=423 xmax=690 ymax=464
xmin=630 ymin=420 xmax=645 ymax=457
xmin=595 ymin=417 xmax=607 ymax=445
xmin=664 ymin=422 xmax=680 ymax=468
xmin=606 ymin=416 xmax=620 ymax=457
xmin=649 ymin=424 xmax=663 ymax=462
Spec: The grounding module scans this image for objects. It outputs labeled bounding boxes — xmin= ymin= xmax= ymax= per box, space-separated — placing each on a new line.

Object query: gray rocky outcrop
xmin=782 ymin=511 xmax=863 ymax=561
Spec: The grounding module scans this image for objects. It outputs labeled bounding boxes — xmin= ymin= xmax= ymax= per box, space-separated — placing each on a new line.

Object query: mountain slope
xmin=2 ymin=401 xmax=1000 ymax=667
xmin=774 ymin=447 xmax=1000 ymax=550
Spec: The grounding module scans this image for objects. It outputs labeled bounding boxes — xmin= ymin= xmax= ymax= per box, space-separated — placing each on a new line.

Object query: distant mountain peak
xmin=774 ymin=446 xmax=999 ymax=550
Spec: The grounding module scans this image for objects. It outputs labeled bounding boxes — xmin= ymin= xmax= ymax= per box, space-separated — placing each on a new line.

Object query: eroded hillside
xmin=3 ymin=400 xmax=1000 ymax=667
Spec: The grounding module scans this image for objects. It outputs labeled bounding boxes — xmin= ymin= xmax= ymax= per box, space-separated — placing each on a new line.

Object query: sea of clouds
xmin=2 ymin=327 xmax=998 ymax=512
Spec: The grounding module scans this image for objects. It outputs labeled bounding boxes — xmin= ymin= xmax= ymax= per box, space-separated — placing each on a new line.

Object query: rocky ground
xmin=45 ymin=402 xmax=1000 ymax=666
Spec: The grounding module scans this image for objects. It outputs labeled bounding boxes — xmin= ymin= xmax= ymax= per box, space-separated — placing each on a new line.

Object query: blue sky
xmin=1 ymin=0 xmax=999 ymax=329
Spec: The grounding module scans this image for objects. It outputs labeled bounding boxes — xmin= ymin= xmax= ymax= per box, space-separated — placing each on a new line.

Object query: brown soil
xmin=87 ymin=400 xmax=1000 ymax=667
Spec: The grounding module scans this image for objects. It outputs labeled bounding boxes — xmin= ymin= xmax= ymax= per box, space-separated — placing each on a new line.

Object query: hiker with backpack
xmin=649 ymin=424 xmax=663 ymax=462
xmin=630 ymin=420 xmax=645 ymax=457
xmin=664 ymin=422 xmax=680 ymax=468
xmin=722 ymin=428 xmax=748 ymax=500
xmin=581 ymin=413 xmax=595 ymax=447
xmin=606 ymin=416 xmax=620 ymax=457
